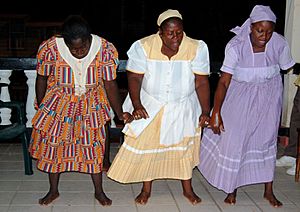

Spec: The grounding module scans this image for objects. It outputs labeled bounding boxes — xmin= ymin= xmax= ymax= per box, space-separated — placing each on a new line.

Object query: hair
xmin=160 ymin=17 xmax=183 ymax=30
xmin=62 ymin=15 xmax=91 ymax=45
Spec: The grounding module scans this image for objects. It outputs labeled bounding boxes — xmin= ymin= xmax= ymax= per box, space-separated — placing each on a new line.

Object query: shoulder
xmin=272 ymin=32 xmax=288 ymax=42
xmin=140 ymin=34 xmax=157 ymax=45
xmin=96 ymin=35 xmax=117 ymax=52
xmin=127 ymin=34 xmax=156 ymax=56
xmin=197 ymin=39 xmax=208 ymax=50
xmin=226 ymin=35 xmax=243 ymax=49
xmin=139 ymin=34 xmax=159 ymax=51
xmin=37 ymin=36 xmax=57 ymax=59
xmin=93 ymin=35 xmax=118 ymax=60
xmin=38 ymin=36 xmax=56 ymax=52
xmin=270 ymin=32 xmax=290 ymax=48
xmin=184 ymin=35 xmax=208 ymax=54
xmin=223 ymin=35 xmax=246 ymax=56
xmin=184 ymin=35 xmax=201 ymax=46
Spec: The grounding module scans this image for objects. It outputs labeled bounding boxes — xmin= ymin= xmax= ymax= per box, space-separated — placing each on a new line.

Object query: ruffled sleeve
xmin=99 ymin=39 xmax=119 ymax=81
xmin=126 ymin=40 xmax=147 ymax=74
xmin=278 ymin=39 xmax=295 ymax=70
xmin=36 ymin=39 xmax=55 ymax=76
xmin=192 ymin=40 xmax=210 ymax=75
xmin=220 ymin=42 xmax=239 ymax=75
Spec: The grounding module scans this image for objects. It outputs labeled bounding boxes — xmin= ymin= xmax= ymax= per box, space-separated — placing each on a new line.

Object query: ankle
xmin=141 ymin=185 xmax=152 ymax=194
xmin=264 ymin=191 xmax=274 ymax=196
xmin=141 ymin=190 xmax=151 ymax=195
xmin=182 ymin=185 xmax=193 ymax=194
xmin=49 ymin=190 xmax=59 ymax=195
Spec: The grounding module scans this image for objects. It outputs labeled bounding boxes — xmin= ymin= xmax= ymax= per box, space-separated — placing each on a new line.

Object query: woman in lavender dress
xmin=198 ymin=5 xmax=295 ymax=207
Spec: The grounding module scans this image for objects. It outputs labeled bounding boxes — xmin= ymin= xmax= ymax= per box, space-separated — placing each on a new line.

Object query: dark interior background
xmin=0 ymin=0 xmax=286 ymax=61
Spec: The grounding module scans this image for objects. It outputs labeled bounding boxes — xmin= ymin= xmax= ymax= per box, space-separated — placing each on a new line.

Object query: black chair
xmin=0 ymin=100 xmax=33 ymax=175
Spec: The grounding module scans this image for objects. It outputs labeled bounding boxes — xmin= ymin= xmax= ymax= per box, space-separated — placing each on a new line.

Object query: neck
xmin=161 ymin=46 xmax=178 ymax=59
xmin=252 ymin=46 xmax=265 ymax=53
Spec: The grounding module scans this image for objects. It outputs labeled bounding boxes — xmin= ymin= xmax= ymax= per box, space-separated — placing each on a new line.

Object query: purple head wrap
xmin=230 ymin=5 xmax=276 ymax=39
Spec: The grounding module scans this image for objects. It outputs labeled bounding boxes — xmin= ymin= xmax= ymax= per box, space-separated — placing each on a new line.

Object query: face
xmin=250 ymin=21 xmax=275 ymax=51
xmin=66 ymin=37 xmax=91 ymax=59
xmin=159 ymin=18 xmax=184 ymax=55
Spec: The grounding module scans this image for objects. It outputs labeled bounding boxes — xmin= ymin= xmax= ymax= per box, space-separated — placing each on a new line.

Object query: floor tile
xmin=0 ymin=141 xmax=300 ymax=211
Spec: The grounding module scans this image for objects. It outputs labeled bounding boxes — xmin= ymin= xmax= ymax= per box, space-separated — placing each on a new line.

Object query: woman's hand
xmin=198 ymin=114 xmax=210 ymax=128
xmin=121 ymin=112 xmax=134 ymax=124
xmin=132 ymin=104 xmax=149 ymax=120
xmin=209 ymin=111 xmax=224 ymax=135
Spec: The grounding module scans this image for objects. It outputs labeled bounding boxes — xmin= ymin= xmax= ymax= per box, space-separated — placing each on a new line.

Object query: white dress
xmin=108 ymin=33 xmax=210 ymax=183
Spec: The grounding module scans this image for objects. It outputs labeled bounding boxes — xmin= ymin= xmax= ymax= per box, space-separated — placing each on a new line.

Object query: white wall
xmin=281 ymin=0 xmax=300 ymax=127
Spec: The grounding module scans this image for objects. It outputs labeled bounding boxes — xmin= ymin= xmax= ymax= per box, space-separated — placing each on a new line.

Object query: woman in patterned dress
xmin=198 ymin=5 xmax=295 ymax=207
xmin=29 ymin=15 xmax=132 ymax=206
xmin=107 ymin=9 xmax=211 ymax=205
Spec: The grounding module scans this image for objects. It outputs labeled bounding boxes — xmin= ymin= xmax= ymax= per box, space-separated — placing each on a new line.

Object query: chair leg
xmin=20 ymin=132 xmax=33 ymax=175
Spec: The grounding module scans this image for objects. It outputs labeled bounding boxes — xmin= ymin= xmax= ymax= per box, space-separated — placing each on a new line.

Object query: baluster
xmin=109 ymin=108 xmax=116 ymax=128
xmin=0 ymin=70 xmax=12 ymax=125
xmin=24 ymin=70 xmax=36 ymax=128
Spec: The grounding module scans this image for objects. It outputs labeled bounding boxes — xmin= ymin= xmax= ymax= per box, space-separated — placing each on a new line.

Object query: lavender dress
xmin=198 ymin=32 xmax=295 ymax=193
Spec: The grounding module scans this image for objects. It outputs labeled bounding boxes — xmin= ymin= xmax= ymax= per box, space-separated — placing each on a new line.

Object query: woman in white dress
xmin=108 ymin=9 xmax=211 ymax=205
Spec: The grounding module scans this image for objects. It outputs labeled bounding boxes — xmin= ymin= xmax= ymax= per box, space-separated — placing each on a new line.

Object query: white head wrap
xmin=157 ymin=9 xmax=182 ymax=26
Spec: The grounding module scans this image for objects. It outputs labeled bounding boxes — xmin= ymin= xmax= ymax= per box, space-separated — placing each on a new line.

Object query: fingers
xmin=199 ymin=120 xmax=210 ymax=128
xmin=133 ymin=109 xmax=149 ymax=120
xmin=212 ymin=127 xmax=221 ymax=135
xmin=144 ymin=111 xmax=150 ymax=119
xmin=204 ymin=120 xmax=211 ymax=128
xmin=122 ymin=112 xmax=134 ymax=124
xmin=124 ymin=116 xmax=134 ymax=124
xmin=210 ymin=124 xmax=225 ymax=135
xmin=133 ymin=114 xmax=143 ymax=120
xmin=122 ymin=109 xmax=148 ymax=124
xmin=220 ymin=124 xmax=225 ymax=132
xmin=198 ymin=115 xmax=210 ymax=128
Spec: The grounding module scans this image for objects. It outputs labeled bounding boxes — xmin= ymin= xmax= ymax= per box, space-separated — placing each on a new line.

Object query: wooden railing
xmin=0 ymin=57 xmax=222 ymax=128
xmin=0 ymin=58 xmax=128 ymax=127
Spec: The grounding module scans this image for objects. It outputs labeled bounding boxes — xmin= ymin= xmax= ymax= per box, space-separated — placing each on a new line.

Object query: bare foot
xmin=183 ymin=191 xmax=202 ymax=205
xmin=224 ymin=193 xmax=236 ymax=205
xmin=95 ymin=192 xmax=112 ymax=206
xmin=135 ymin=191 xmax=151 ymax=205
xmin=39 ymin=192 xmax=59 ymax=205
xmin=264 ymin=193 xmax=282 ymax=208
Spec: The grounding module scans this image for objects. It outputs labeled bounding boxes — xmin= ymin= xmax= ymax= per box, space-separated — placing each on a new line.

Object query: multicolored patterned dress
xmin=29 ymin=34 xmax=118 ymax=174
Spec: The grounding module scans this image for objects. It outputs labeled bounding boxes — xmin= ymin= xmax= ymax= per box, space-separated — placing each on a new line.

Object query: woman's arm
xmin=35 ymin=74 xmax=48 ymax=106
xmin=195 ymin=74 xmax=210 ymax=127
xmin=210 ymin=72 xmax=232 ymax=134
xmin=103 ymin=79 xmax=133 ymax=124
xmin=127 ymin=71 xmax=149 ymax=119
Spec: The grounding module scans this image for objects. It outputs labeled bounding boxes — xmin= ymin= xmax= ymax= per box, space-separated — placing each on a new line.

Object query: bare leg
xmin=91 ymin=173 xmax=112 ymax=206
xmin=39 ymin=173 xmax=60 ymax=205
xmin=103 ymin=124 xmax=111 ymax=172
xmin=224 ymin=189 xmax=237 ymax=205
xmin=264 ymin=182 xmax=282 ymax=207
xmin=181 ymin=179 xmax=201 ymax=205
xmin=135 ymin=181 xmax=152 ymax=205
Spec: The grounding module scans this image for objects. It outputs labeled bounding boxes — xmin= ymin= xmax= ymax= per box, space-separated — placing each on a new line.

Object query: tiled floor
xmin=0 ymin=141 xmax=300 ymax=212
